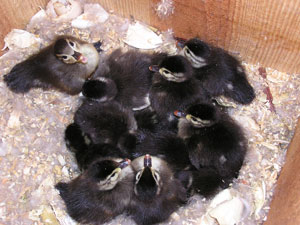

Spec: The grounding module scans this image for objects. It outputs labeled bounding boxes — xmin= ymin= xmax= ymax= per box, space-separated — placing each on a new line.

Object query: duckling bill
xmin=4 ymin=36 xmax=100 ymax=95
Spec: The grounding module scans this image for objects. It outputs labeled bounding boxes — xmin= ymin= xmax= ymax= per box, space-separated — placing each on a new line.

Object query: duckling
xmin=4 ymin=36 xmax=99 ymax=95
xmin=132 ymin=131 xmax=226 ymax=197
xmin=74 ymin=99 xmax=138 ymax=151
xmin=55 ymin=158 xmax=134 ymax=224
xmin=129 ymin=154 xmax=187 ymax=225
xmin=181 ymin=38 xmax=255 ymax=104
xmin=149 ymin=55 xmax=209 ymax=126
xmin=82 ymin=48 xmax=167 ymax=110
xmin=65 ymin=122 xmax=130 ymax=170
xmin=175 ymin=103 xmax=247 ymax=191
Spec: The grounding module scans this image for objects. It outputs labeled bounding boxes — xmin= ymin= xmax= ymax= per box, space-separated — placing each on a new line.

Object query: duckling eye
xmin=153 ymin=172 xmax=160 ymax=182
xmin=62 ymin=55 xmax=68 ymax=60
xmin=69 ymin=41 xmax=75 ymax=47
xmin=185 ymin=48 xmax=191 ymax=54
xmin=136 ymin=171 xmax=142 ymax=181
xmin=191 ymin=117 xmax=198 ymax=123
xmin=110 ymin=172 xmax=119 ymax=181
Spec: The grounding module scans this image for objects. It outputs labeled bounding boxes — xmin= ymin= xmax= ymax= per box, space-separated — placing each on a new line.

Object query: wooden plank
xmin=1 ymin=0 xmax=300 ymax=73
xmin=90 ymin=0 xmax=152 ymax=22
xmin=0 ymin=0 xmax=48 ymax=52
xmin=97 ymin=0 xmax=300 ymax=74
xmin=264 ymin=118 xmax=300 ymax=225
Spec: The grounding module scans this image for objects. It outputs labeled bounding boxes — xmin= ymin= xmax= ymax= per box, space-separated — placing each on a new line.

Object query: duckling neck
xmin=81 ymin=44 xmax=100 ymax=76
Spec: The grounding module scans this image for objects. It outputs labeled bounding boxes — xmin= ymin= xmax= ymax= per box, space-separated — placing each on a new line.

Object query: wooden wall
xmin=264 ymin=119 xmax=300 ymax=225
xmin=1 ymin=0 xmax=300 ymax=74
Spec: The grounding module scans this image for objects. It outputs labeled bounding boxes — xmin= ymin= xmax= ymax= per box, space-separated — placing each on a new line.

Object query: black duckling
xmin=74 ymin=99 xmax=138 ymax=150
xmin=4 ymin=36 xmax=100 ymax=95
xmin=132 ymin=130 xmax=226 ymax=198
xmin=82 ymin=48 xmax=167 ymax=110
xmin=181 ymin=38 xmax=255 ymax=105
xmin=55 ymin=158 xmax=134 ymax=224
xmin=129 ymin=154 xmax=187 ymax=225
xmin=149 ymin=55 xmax=209 ymax=126
xmin=174 ymin=103 xmax=247 ymax=192
xmin=64 ymin=122 xmax=131 ymax=170
xmin=81 ymin=76 xmax=118 ymax=102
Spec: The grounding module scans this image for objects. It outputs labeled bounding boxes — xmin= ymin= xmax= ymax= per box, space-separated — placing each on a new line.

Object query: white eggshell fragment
xmin=46 ymin=0 xmax=82 ymax=22
xmin=253 ymin=180 xmax=266 ymax=218
xmin=123 ymin=22 xmax=163 ymax=49
xmin=203 ymin=189 xmax=251 ymax=225
xmin=209 ymin=197 xmax=246 ymax=225
xmin=2 ymin=29 xmax=42 ymax=50
xmin=71 ymin=3 xmax=109 ymax=29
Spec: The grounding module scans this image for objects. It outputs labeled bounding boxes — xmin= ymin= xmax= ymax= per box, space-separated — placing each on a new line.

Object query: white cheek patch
xmin=226 ymin=83 xmax=233 ymax=90
xmin=219 ymin=155 xmax=227 ymax=164
xmin=167 ymin=114 xmax=174 ymax=121
xmin=132 ymin=95 xmax=151 ymax=111
xmin=157 ymin=91 xmax=167 ymax=97
xmin=96 ymin=76 xmax=109 ymax=83
xmin=237 ymin=66 xmax=244 ymax=73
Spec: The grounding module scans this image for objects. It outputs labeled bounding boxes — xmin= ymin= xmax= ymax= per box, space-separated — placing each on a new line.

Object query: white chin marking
xmin=226 ymin=83 xmax=233 ymax=90
xmin=219 ymin=155 xmax=227 ymax=164
xmin=96 ymin=77 xmax=108 ymax=83
xmin=132 ymin=95 xmax=151 ymax=111
xmin=237 ymin=66 xmax=244 ymax=73
xmin=192 ymin=60 xmax=207 ymax=68
xmin=167 ymin=114 xmax=174 ymax=121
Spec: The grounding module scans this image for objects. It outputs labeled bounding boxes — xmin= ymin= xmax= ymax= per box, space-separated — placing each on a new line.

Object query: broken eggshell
xmin=46 ymin=0 xmax=83 ymax=22
xmin=253 ymin=180 xmax=266 ymax=219
xmin=71 ymin=3 xmax=109 ymax=29
xmin=2 ymin=29 xmax=42 ymax=50
xmin=123 ymin=22 xmax=163 ymax=49
xmin=200 ymin=189 xmax=251 ymax=225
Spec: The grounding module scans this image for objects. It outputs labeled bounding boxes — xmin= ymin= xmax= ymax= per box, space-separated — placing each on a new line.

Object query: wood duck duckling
xmin=129 ymin=154 xmax=187 ymax=225
xmin=132 ymin=131 xmax=225 ymax=198
xmin=149 ymin=55 xmax=209 ymax=126
xmin=174 ymin=103 xmax=247 ymax=194
xmin=55 ymin=158 xmax=134 ymax=224
xmin=180 ymin=38 xmax=255 ymax=105
xmin=82 ymin=48 xmax=167 ymax=110
xmin=74 ymin=99 xmax=138 ymax=151
xmin=4 ymin=36 xmax=100 ymax=95
xmin=65 ymin=122 xmax=131 ymax=170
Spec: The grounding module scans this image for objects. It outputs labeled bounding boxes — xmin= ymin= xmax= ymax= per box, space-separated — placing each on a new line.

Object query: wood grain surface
xmin=264 ymin=118 xmax=300 ymax=225
xmin=1 ymin=0 xmax=300 ymax=72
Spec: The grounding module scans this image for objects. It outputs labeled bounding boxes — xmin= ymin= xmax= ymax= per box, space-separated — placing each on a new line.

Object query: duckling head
xmin=81 ymin=77 xmax=117 ymax=102
xmin=181 ymin=38 xmax=211 ymax=68
xmin=134 ymin=154 xmax=162 ymax=200
xmin=174 ymin=103 xmax=218 ymax=128
xmin=87 ymin=158 xmax=132 ymax=191
xmin=54 ymin=37 xmax=99 ymax=69
xmin=150 ymin=55 xmax=193 ymax=82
